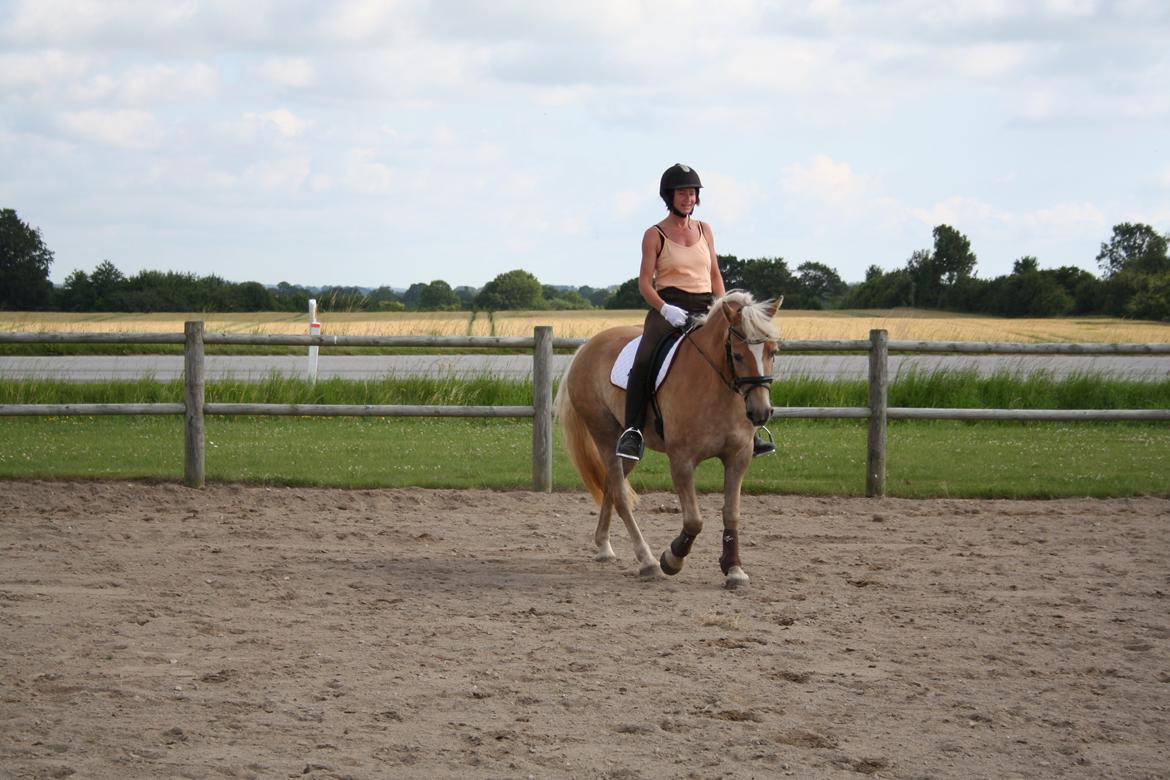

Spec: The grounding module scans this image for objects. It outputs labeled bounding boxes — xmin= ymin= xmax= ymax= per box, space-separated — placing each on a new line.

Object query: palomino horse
xmin=554 ymin=291 xmax=782 ymax=588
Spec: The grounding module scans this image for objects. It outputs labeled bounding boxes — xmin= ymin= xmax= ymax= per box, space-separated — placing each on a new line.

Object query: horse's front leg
xmin=659 ymin=459 xmax=703 ymax=576
xmin=719 ymin=452 xmax=752 ymax=589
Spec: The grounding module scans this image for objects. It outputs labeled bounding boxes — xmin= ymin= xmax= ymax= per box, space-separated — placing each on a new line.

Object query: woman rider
xmin=616 ymin=163 xmax=776 ymax=461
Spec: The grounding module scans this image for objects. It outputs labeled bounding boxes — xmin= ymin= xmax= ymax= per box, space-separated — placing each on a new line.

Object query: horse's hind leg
xmin=593 ymin=493 xmax=618 ymax=562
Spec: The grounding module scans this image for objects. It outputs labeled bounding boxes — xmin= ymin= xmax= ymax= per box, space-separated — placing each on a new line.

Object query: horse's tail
xmin=554 ymin=354 xmax=606 ymax=505
xmin=554 ymin=348 xmax=636 ymax=509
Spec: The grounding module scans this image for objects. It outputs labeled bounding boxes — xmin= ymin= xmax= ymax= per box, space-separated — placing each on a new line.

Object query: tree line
xmin=2 ymin=207 xmax=1167 ymax=320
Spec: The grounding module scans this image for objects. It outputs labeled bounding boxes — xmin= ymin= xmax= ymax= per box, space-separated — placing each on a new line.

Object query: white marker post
xmin=307 ymin=298 xmax=321 ymax=385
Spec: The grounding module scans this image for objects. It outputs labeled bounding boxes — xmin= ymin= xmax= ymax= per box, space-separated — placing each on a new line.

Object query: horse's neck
xmin=691 ymin=314 xmax=727 ymax=354
xmin=678 ymin=315 xmax=728 ymax=378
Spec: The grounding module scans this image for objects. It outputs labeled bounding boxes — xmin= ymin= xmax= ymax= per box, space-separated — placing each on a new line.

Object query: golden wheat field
xmin=2 ymin=309 xmax=1169 ymax=343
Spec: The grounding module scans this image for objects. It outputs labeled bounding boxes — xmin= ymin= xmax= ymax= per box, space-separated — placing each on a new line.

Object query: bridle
xmin=684 ymin=320 xmax=775 ymax=399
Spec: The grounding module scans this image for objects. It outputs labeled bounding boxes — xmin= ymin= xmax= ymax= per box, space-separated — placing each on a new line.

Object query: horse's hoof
xmin=594 ymin=550 xmax=618 ymax=563
xmin=724 ymin=566 xmax=750 ymax=589
xmin=659 ymin=551 xmax=682 ymax=576
xmin=638 ymin=561 xmax=663 ymax=580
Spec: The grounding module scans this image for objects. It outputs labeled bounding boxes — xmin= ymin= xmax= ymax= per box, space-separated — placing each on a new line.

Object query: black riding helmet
xmin=660 ymin=163 xmax=702 ymax=214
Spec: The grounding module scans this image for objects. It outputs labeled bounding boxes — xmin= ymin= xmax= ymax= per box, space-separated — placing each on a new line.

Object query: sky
xmin=3 ymin=1 xmax=1169 ymax=293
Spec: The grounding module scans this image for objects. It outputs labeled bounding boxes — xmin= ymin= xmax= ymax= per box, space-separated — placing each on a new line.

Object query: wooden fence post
xmin=184 ymin=321 xmax=205 ymax=488
xmin=532 ymin=326 xmax=553 ymax=492
xmin=866 ymin=328 xmax=889 ymax=498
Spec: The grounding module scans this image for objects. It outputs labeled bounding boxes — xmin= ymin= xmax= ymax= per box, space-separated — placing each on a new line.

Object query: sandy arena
xmin=1 ymin=480 xmax=1167 ymax=779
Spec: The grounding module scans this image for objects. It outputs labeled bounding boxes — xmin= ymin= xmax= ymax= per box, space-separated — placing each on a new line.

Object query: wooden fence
xmin=2 ymin=324 xmax=1169 ymax=496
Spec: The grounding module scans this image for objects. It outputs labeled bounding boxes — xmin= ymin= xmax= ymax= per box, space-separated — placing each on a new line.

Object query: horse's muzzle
xmin=746 ymin=403 xmax=772 ymax=427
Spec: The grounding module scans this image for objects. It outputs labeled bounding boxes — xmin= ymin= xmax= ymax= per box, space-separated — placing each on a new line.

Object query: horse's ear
xmin=765 ymin=295 xmax=784 ymax=318
xmin=721 ymin=300 xmax=738 ymax=324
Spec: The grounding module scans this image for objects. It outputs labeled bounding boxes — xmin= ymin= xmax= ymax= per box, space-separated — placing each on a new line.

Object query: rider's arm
xmin=638 ymin=227 xmax=667 ymax=311
xmin=704 ymin=222 xmax=727 ymax=298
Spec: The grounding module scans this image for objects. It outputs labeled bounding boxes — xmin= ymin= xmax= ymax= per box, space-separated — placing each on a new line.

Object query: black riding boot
xmin=752 ymin=426 xmax=776 ymax=458
xmin=617 ymin=363 xmax=649 ymax=461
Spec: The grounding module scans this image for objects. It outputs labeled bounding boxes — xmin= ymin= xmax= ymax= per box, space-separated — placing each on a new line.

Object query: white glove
xmin=659 ymin=303 xmax=688 ymax=328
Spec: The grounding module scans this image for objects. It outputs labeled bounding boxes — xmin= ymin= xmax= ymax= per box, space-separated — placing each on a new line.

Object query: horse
xmin=554 ymin=290 xmax=782 ymax=588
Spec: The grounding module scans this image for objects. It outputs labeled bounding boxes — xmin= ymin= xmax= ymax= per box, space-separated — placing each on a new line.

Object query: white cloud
xmin=910 ymin=196 xmax=1105 ymax=233
xmin=704 ymin=173 xmax=764 ymax=225
xmin=227 ymin=109 xmax=307 ymax=141
xmin=254 ymin=57 xmax=315 ymax=87
xmin=0 ymin=50 xmax=94 ymax=90
xmin=2 ymin=0 xmax=200 ymax=46
xmin=317 ymin=0 xmax=420 ymax=43
xmin=57 ymin=109 xmax=164 ymax=149
xmin=120 ymin=62 xmax=217 ymax=103
xmin=245 ymin=156 xmax=311 ymax=192
xmin=782 ymin=155 xmax=872 ymax=208
xmin=614 ymin=190 xmax=641 ymax=217
xmin=340 ymin=148 xmax=396 ymax=194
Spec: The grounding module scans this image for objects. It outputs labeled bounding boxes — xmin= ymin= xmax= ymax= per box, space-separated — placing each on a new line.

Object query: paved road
xmin=2 ymin=353 xmax=1168 ymax=382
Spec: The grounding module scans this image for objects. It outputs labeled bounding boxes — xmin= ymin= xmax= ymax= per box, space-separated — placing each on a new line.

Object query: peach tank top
xmin=653 ymin=224 xmax=712 ymax=293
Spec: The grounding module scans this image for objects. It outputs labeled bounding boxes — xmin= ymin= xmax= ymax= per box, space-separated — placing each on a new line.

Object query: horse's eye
xmin=732 ymin=353 xmax=744 ymax=363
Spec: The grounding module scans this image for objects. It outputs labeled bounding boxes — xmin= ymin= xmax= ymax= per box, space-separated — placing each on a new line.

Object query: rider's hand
xmin=659 ymin=303 xmax=688 ymax=328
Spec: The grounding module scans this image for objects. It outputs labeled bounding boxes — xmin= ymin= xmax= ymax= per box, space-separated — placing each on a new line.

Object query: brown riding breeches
xmin=622 ymin=287 xmax=714 ymax=430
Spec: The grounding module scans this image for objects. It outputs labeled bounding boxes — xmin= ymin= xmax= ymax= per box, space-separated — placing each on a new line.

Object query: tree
xmin=60 ymin=269 xmax=94 ymax=311
xmin=367 ymin=286 xmax=403 ymax=312
xmin=717 ymin=254 xmax=745 ymax=291
xmin=1126 ymin=272 xmax=1170 ymax=321
xmin=0 ymin=208 xmax=55 ymax=309
xmin=738 ymin=257 xmax=796 ymax=306
xmin=89 ymin=260 xmax=127 ymax=311
xmin=273 ymin=281 xmax=311 ymax=312
xmin=577 ymin=285 xmax=612 ymax=307
xmin=453 ymin=286 xmax=478 ymax=308
xmin=1012 ymin=256 xmax=1039 ymax=275
xmin=932 ymin=224 xmax=977 ymax=287
xmin=417 ymin=279 xmax=461 ymax=311
xmin=841 ymin=267 xmax=915 ymax=309
xmin=604 ymin=278 xmax=647 ymax=309
xmin=1096 ymin=222 xmax=1170 ymax=278
xmin=797 ymin=261 xmax=847 ymax=308
xmin=541 ymin=285 xmax=593 ymax=310
xmin=233 ymin=281 xmax=276 ymax=311
xmin=474 ymin=269 xmax=543 ymax=311
xmin=401 ymin=282 xmax=427 ymax=310
xmin=906 ymin=225 xmax=977 ymax=309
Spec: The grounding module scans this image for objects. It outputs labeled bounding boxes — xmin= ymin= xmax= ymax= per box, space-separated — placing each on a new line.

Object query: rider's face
xmin=672 ymin=188 xmax=697 ymax=214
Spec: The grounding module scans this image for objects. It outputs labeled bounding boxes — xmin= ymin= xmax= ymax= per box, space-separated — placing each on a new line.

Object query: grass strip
xmin=3 ymin=371 xmax=1170 ymax=409
xmin=1 ymin=416 xmax=1167 ymax=498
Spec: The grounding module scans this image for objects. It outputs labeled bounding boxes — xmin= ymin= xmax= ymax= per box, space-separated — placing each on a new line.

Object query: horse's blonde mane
xmin=707 ymin=290 xmax=782 ymax=341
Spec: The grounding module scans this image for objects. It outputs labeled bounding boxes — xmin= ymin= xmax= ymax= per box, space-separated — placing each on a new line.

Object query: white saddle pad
xmin=610 ymin=336 xmax=683 ymax=390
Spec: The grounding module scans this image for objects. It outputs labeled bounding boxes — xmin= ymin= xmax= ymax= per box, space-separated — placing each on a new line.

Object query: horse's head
xmin=717 ymin=291 xmax=783 ymax=426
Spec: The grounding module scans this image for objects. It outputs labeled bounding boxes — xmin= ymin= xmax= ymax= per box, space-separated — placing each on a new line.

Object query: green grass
xmin=1 ymin=373 xmax=1168 ymax=497
xmin=4 ymin=370 xmax=1170 ymax=409
xmin=1 ymin=415 xmax=1167 ymax=498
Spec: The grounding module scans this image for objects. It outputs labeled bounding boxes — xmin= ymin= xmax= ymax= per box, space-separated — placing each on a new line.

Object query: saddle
xmin=609 ymin=331 xmax=685 ymax=391
xmin=610 ymin=330 xmax=687 ymax=439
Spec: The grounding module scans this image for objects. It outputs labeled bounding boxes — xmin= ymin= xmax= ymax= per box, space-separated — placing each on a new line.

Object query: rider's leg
xmin=752 ymin=426 xmax=776 ymax=457
xmin=617 ymin=310 xmax=673 ymax=461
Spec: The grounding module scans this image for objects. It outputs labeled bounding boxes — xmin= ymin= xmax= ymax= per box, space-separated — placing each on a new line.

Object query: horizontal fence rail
xmin=2 ymin=325 xmax=1168 ymax=495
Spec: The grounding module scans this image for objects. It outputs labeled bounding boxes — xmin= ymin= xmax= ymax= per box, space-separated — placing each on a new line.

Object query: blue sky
xmin=3 ymin=0 xmax=1168 ymax=291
